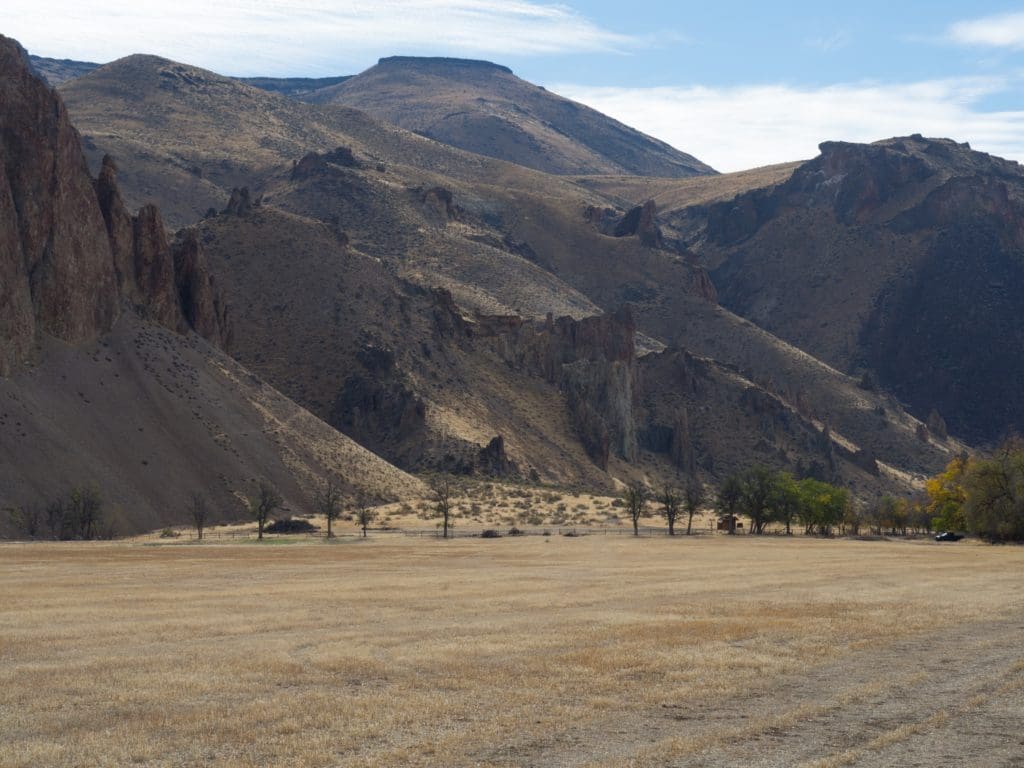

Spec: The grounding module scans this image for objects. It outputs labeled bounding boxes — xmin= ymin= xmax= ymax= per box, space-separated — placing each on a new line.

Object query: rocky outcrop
xmin=421 ymin=186 xmax=460 ymax=222
xmin=223 ymin=187 xmax=253 ymax=216
xmin=130 ymin=205 xmax=180 ymax=327
xmin=0 ymin=35 xmax=229 ymax=375
xmin=927 ymin=409 xmax=948 ymax=441
xmin=95 ymin=157 xmax=229 ymax=348
xmin=331 ymin=373 xmax=427 ymax=450
xmin=94 ymin=155 xmax=135 ymax=291
xmin=290 ymin=146 xmax=360 ymax=181
xmin=172 ymin=229 xmax=231 ymax=348
xmin=478 ymin=435 xmax=515 ymax=476
xmin=0 ymin=35 xmax=118 ymax=373
xmin=613 ymin=200 xmax=663 ymax=248
xmin=476 ymin=305 xmax=638 ymax=470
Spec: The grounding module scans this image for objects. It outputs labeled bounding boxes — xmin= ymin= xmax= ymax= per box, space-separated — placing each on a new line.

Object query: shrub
xmin=264 ymin=518 xmax=319 ymax=534
xmin=481 ymin=529 xmax=501 ymax=538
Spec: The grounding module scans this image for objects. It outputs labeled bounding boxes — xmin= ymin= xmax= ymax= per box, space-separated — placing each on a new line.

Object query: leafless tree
xmin=45 ymin=498 xmax=66 ymax=540
xmin=69 ymin=485 xmax=103 ymax=540
xmin=190 ymin=493 xmax=209 ymax=540
xmin=315 ymin=479 xmax=343 ymax=538
xmin=660 ymin=485 xmax=682 ymax=536
xmin=354 ymin=494 xmax=377 ymax=538
xmin=624 ymin=482 xmax=649 ymax=536
xmin=6 ymin=505 xmax=42 ymax=539
xmin=248 ymin=481 xmax=282 ymax=540
xmin=430 ymin=475 xmax=455 ymax=539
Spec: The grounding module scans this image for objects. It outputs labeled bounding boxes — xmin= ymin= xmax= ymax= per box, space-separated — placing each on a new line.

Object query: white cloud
xmin=949 ymin=12 xmax=1024 ymax=48
xmin=806 ymin=31 xmax=851 ymax=53
xmin=5 ymin=0 xmax=635 ymax=75
xmin=556 ymin=78 xmax=1024 ymax=173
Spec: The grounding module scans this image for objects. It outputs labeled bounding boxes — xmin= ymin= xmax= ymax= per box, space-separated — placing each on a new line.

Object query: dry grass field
xmin=2 ymin=536 xmax=1023 ymax=767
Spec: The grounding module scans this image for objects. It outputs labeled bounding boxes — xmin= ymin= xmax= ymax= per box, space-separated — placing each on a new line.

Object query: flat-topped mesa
xmin=0 ymin=34 xmax=229 ymax=374
xmin=375 ymin=56 xmax=513 ymax=76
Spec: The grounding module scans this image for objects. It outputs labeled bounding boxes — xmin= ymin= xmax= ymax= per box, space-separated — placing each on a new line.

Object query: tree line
xmin=619 ymin=468 xmax=850 ymax=537
xmin=15 ymin=446 xmax=1021 ymax=542
xmin=4 ymin=478 xmax=378 ymax=541
xmin=4 ymin=485 xmax=111 ymax=540
xmin=925 ymin=440 xmax=1024 ymax=542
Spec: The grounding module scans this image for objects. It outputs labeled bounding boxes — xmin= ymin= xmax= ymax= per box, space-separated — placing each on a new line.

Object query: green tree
xmin=962 ymin=446 xmax=1024 ymax=542
xmin=624 ymin=482 xmax=649 ymax=536
xmin=768 ymin=472 xmax=803 ymax=535
xmin=660 ymin=484 xmax=681 ymax=536
xmin=716 ymin=474 xmax=743 ymax=534
xmin=797 ymin=478 xmax=848 ymax=536
xmin=738 ymin=466 xmax=775 ymax=534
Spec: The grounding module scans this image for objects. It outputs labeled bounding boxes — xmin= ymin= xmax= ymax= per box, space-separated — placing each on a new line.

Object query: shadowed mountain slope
xmin=656 ymin=136 xmax=1024 ymax=443
xmin=305 ymin=56 xmax=716 ymax=178
xmin=27 ymin=54 xmax=100 ymax=85
xmin=0 ymin=35 xmax=422 ymax=535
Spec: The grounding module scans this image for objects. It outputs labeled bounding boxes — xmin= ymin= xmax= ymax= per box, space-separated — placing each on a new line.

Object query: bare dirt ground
xmin=1 ymin=536 xmax=1022 ymax=767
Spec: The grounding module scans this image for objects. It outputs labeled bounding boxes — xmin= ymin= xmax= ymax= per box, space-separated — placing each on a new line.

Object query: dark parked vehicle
xmin=935 ymin=532 xmax=964 ymax=542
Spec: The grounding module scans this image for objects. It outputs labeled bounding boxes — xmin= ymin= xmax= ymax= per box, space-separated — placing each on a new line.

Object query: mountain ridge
xmin=302 ymin=55 xmax=717 ymax=178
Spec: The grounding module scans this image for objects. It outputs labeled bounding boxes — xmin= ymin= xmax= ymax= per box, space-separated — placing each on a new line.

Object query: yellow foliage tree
xmin=926 ymin=456 xmax=969 ymax=532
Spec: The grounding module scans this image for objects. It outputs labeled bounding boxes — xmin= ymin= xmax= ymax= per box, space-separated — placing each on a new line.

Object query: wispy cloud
xmin=806 ymin=31 xmax=851 ymax=53
xmin=948 ymin=11 xmax=1024 ymax=49
xmin=6 ymin=0 xmax=636 ymax=74
xmin=556 ymin=78 xmax=1024 ymax=172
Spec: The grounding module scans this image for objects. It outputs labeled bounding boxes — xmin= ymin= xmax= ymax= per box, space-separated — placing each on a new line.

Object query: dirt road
xmin=525 ymin=614 xmax=1024 ymax=767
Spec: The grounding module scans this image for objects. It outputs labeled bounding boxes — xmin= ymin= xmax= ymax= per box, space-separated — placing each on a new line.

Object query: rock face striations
xmin=1 ymin=36 xmax=118 ymax=374
xmin=0 ymin=35 xmax=226 ymax=374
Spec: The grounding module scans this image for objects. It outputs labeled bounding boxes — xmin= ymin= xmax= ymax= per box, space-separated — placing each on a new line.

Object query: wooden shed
xmin=717 ymin=514 xmax=743 ymax=533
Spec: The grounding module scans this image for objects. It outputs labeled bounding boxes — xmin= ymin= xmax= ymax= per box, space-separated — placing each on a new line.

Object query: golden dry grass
xmin=2 ymin=536 xmax=1022 ymax=767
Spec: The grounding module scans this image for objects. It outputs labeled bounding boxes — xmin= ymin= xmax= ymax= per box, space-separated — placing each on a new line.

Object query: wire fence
xmin=137 ymin=524 xmax=721 ymax=542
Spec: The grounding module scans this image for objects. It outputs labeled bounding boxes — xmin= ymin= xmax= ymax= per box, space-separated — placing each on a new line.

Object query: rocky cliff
xmin=0 ymin=35 xmax=227 ymax=374
xmin=472 ymin=305 xmax=638 ymax=470
xmin=675 ymin=136 xmax=1024 ymax=442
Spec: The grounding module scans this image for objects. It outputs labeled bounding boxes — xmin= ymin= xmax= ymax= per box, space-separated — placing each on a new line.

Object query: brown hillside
xmin=305 ymin=56 xmax=715 ymax=178
xmin=0 ymin=315 xmax=424 ymax=535
xmin=0 ymin=35 xmax=422 ymax=534
xmin=55 ymin=51 xmax=960 ymax=497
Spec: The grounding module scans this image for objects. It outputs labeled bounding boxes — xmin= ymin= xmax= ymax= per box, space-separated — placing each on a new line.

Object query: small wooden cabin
xmin=717 ymin=515 xmax=743 ymax=533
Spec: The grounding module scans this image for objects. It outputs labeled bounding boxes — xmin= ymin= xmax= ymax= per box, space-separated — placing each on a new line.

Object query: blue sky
xmin=7 ymin=1 xmax=1024 ymax=171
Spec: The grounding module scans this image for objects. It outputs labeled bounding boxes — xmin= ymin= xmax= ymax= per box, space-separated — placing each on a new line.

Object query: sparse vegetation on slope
xmin=306 ymin=56 xmax=715 ymax=178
